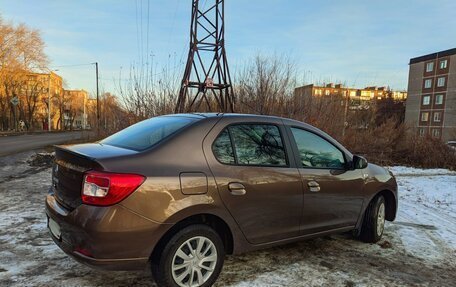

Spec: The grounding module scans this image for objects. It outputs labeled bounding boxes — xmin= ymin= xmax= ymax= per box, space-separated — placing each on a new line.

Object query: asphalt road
xmin=0 ymin=132 xmax=87 ymax=156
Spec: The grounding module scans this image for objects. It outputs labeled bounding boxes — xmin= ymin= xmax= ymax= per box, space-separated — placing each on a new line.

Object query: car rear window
xmin=100 ymin=116 xmax=198 ymax=151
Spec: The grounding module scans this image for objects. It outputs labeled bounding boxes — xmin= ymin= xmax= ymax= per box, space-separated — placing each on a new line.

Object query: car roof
xmin=165 ymin=113 xmax=222 ymax=119
xmin=174 ymin=112 xmax=315 ymax=129
xmin=176 ymin=113 xmax=300 ymax=122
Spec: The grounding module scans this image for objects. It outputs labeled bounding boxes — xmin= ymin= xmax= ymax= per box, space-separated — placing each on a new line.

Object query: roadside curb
xmin=0 ymin=130 xmax=88 ymax=137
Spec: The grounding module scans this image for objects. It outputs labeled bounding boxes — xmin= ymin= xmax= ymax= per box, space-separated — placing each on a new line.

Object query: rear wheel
xmin=360 ymin=195 xmax=386 ymax=243
xmin=151 ymin=224 xmax=225 ymax=287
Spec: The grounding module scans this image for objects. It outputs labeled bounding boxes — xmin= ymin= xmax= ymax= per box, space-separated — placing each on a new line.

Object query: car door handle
xmin=307 ymin=181 xmax=320 ymax=192
xmin=228 ymin=182 xmax=247 ymax=196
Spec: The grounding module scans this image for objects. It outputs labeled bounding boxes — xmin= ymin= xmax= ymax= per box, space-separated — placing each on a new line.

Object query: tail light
xmin=82 ymin=171 xmax=145 ymax=206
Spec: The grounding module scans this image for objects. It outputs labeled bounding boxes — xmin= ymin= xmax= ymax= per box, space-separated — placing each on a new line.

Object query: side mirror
xmin=353 ymin=155 xmax=368 ymax=169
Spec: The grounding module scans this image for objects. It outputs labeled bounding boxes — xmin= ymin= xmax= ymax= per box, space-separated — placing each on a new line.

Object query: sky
xmin=1 ymin=0 xmax=456 ymax=97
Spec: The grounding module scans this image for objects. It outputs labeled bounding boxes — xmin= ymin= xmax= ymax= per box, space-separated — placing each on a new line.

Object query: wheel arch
xmin=150 ymin=213 xmax=234 ymax=263
xmin=375 ymin=189 xmax=397 ymax=221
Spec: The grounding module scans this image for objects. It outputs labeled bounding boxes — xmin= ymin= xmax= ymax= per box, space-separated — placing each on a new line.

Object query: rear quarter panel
xmin=108 ymin=117 xmax=246 ymax=251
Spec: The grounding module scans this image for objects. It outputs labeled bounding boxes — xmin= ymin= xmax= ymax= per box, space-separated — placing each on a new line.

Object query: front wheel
xmin=151 ymin=224 xmax=225 ymax=287
xmin=360 ymin=195 xmax=386 ymax=243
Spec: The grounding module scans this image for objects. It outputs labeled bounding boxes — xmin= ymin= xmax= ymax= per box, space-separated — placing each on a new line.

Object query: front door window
xmin=290 ymin=128 xmax=345 ymax=169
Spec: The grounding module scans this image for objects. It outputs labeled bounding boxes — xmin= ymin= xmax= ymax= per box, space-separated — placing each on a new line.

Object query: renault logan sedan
xmin=46 ymin=113 xmax=398 ymax=287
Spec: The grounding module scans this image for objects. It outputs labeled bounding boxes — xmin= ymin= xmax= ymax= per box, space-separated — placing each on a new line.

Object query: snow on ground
xmin=388 ymin=166 xmax=456 ymax=176
xmin=0 ymin=152 xmax=455 ymax=287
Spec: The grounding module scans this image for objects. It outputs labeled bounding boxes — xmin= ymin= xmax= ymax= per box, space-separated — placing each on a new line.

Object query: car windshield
xmin=100 ymin=116 xmax=198 ymax=151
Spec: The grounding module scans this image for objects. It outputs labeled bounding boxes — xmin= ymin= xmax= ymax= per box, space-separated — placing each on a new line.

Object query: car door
xmin=286 ymin=126 xmax=365 ymax=235
xmin=204 ymin=118 xmax=303 ymax=245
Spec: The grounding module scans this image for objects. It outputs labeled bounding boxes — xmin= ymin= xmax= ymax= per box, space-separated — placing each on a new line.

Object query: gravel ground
xmin=0 ymin=152 xmax=455 ymax=287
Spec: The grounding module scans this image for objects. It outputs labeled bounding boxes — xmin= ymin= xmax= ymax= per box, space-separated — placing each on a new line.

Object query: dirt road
xmin=0 ymin=132 xmax=86 ymax=156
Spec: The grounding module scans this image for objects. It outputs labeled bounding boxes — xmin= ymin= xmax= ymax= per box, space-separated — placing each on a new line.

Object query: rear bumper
xmin=45 ymin=193 xmax=169 ymax=271
xmin=48 ymin=233 xmax=149 ymax=270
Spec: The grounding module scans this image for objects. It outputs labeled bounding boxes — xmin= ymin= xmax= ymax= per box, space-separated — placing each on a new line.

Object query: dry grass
xmin=341 ymin=120 xmax=456 ymax=170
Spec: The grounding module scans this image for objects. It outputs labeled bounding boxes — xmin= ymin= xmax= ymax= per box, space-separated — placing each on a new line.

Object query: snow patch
xmin=0 ymin=157 xmax=455 ymax=286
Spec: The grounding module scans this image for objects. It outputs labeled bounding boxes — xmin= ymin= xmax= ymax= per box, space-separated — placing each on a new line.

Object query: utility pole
xmin=94 ymin=62 xmax=100 ymax=135
xmin=83 ymin=94 xmax=87 ymax=130
xmin=48 ymin=73 xmax=52 ymax=132
xmin=342 ymin=90 xmax=349 ymax=137
xmin=46 ymin=69 xmax=59 ymax=132
xmin=175 ymin=0 xmax=234 ymax=113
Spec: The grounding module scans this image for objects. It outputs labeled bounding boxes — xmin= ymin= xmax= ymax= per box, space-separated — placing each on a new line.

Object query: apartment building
xmin=62 ymin=89 xmax=89 ymax=130
xmin=24 ymin=72 xmax=90 ymax=131
xmin=405 ymin=48 xmax=456 ymax=141
xmin=294 ymin=83 xmax=407 ymax=109
xmin=26 ymin=71 xmax=63 ymax=130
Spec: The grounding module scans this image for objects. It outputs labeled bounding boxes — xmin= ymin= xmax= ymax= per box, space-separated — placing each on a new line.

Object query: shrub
xmin=341 ymin=120 xmax=455 ymax=170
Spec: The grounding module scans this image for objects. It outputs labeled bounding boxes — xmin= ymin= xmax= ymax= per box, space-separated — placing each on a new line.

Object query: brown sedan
xmin=45 ymin=113 xmax=398 ymax=287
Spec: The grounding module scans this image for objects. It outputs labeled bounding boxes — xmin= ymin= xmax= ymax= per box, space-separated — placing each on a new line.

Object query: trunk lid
xmin=52 ymin=143 xmax=138 ymax=210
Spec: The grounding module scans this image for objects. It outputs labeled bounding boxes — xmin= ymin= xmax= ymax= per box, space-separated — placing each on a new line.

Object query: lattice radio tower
xmin=175 ymin=0 xmax=235 ymax=113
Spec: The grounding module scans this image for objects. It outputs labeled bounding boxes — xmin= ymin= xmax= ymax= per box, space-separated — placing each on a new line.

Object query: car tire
xmin=151 ymin=224 xmax=225 ymax=287
xmin=360 ymin=195 xmax=386 ymax=243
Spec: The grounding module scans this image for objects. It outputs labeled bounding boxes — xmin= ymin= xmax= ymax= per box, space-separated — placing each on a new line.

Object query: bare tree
xmin=0 ymin=16 xmax=48 ymax=131
xmin=235 ymin=54 xmax=296 ymax=116
xmin=20 ymin=75 xmax=47 ymax=130
xmin=100 ymin=93 xmax=130 ymax=133
xmin=117 ymin=59 xmax=181 ymax=121
xmin=62 ymin=90 xmax=83 ymax=130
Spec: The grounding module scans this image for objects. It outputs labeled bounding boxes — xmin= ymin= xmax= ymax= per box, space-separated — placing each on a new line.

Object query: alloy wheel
xmin=377 ymin=202 xmax=386 ymax=236
xmin=171 ymin=236 xmax=218 ymax=287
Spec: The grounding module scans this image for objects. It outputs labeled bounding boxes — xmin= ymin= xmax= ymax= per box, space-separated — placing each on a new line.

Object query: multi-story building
xmin=294 ymin=83 xmax=407 ymax=109
xmin=25 ymin=71 xmax=63 ymax=130
xmin=405 ymin=48 xmax=456 ymax=141
xmin=3 ymin=69 xmax=92 ymax=131
xmin=62 ymin=89 xmax=89 ymax=130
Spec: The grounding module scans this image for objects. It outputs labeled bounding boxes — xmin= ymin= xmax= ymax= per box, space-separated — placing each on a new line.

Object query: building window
xmin=440 ymin=59 xmax=448 ymax=69
xmin=422 ymin=95 xmax=431 ymax=105
xmin=435 ymin=94 xmax=444 ymax=105
xmin=426 ymin=62 xmax=434 ymax=72
xmin=424 ymin=79 xmax=432 ymax=89
xmin=315 ymin=89 xmax=322 ymax=96
xmin=419 ymin=128 xmax=425 ymax=137
xmin=437 ymin=77 xmax=446 ymax=87
xmin=325 ymin=90 xmax=330 ymax=96
xmin=432 ymin=129 xmax=440 ymax=138
xmin=433 ymin=112 xmax=442 ymax=122
xmin=421 ymin=112 xmax=429 ymax=122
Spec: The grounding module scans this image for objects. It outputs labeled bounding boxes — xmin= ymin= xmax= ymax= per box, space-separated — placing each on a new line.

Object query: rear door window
xmin=290 ymin=127 xmax=345 ymax=169
xmin=212 ymin=124 xmax=287 ymax=167
xmin=212 ymin=129 xmax=236 ymax=164
xmin=101 ymin=116 xmax=197 ymax=151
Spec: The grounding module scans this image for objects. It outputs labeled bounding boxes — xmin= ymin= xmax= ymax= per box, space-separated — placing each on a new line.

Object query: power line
xmin=50 ymin=63 xmax=94 ymax=69
xmin=145 ymin=0 xmax=150 ymax=92
xmin=140 ymin=0 xmax=144 ymax=70
xmin=166 ymin=0 xmax=181 ymax=53
xmin=146 ymin=0 xmax=150 ymax=63
xmin=135 ymin=0 xmax=140 ymax=69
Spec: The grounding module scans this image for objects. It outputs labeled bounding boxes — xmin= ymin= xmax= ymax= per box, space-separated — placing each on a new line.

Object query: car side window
xmin=212 ymin=124 xmax=288 ymax=167
xmin=212 ymin=129 xmax=236 ymax=164
xmin=290 ymin=127 xmax=345 ymax=169
xmin=230 ymin=124 xmax=287 ymax=166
